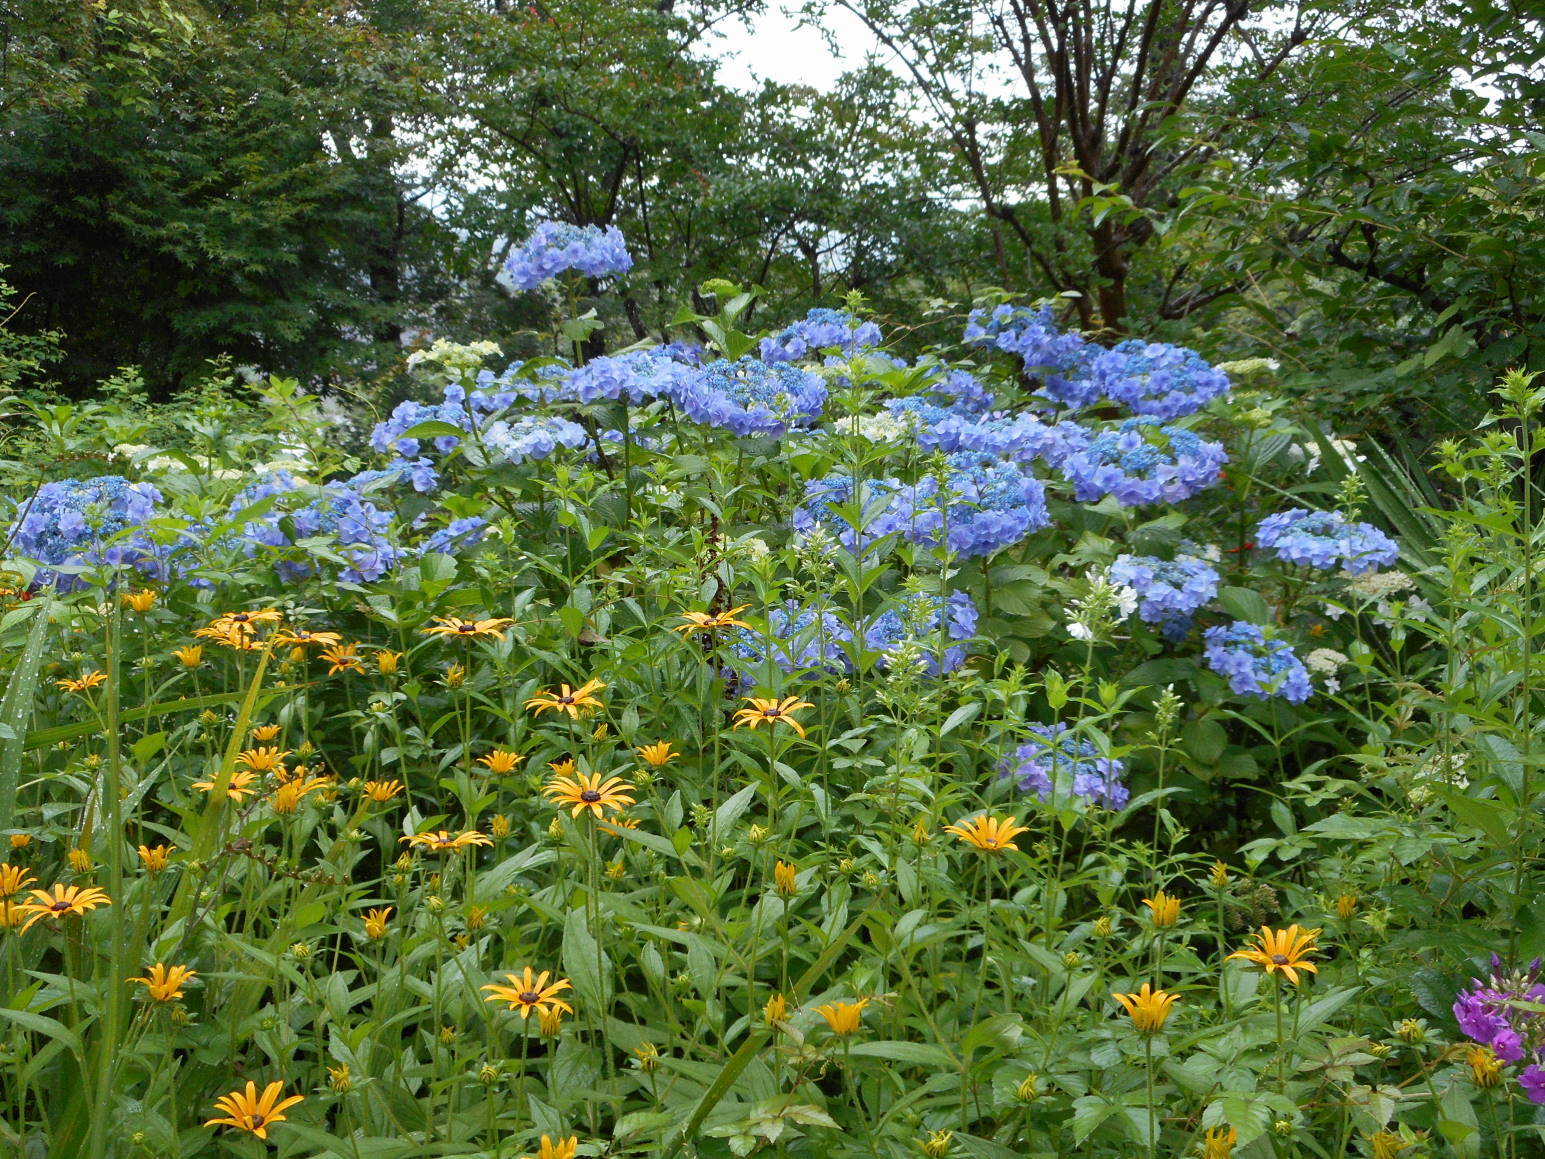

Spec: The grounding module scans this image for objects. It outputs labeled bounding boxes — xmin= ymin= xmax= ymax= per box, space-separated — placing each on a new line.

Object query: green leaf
xmin=563 ymin=906 xmax=611 ymax=1010
xmin=0 ymin=598 xmax=51 ymax=829
xmin=1217 ymin=586 xmax=1271 ymax=625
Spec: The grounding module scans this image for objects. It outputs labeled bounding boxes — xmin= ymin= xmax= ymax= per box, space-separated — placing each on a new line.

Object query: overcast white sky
xmin=714 ymin=5 xmax=884 ymax=91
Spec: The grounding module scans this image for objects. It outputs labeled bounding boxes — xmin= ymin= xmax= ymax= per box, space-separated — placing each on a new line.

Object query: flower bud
xmin=1015 ymin=1073 xmax=1039 ymax=1102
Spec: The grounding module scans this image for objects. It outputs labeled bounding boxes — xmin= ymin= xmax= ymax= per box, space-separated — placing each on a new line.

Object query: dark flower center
xmin=518 ymin=990 xmax=541 ymax=1004
xmin=49 ymin=900 xmax=71 ymax=912
xmin=457 ymin=624 xmax=476 ymax=633
xmin=249 ymin=1114 xmax=266 ymax=1128
xmin=580 ymin=790 xmax=602 ymax=803
xmin=232 ymin=614 xmax=250 ymax=623
xmin=1270 ymin=953 xmax=1289 ymax=964
xmin=762 ymin=708 xmax=781 ymax=717
xmin=558 ymin=695 xmax=575 ymax=704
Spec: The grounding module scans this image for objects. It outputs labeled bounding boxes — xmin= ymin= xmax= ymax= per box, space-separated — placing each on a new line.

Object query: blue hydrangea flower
xmin=1203 ymin=621 xmax=1312 ymax=702
xmin=503 ymin=221 xmax=632 ymax=290
xmin=370 ymin=397 xmax=472 ymax=458
xmin=927 ymin=368 xmax=998 ymax=414
xmin=1109 ymin=553 xmax=1219 ymax=627
xmin=481 ymin=416 xmax=590 ymax=465
xmin=229 ymin=472 xmax=403 ymax=585
xmin=679 ymin=357 xmax=828 ymax=436
xmin=4 ymin=475 xmax=166 ymax=589
xmin=889 ymin=454 xmax=1052 ymax=558
xmin=792 ymin=473 xmax=906 ymax=554
xmin=964 ymin=305 xmax=1087 ymax=372
xmin=1057 ymin=417 xmax=1227 ymax=505
xmin=760 ymin=308 xmax=883 ymax=362
xmin=561 ymin=348 xmax=698 ymax=405
xmin=1085 ymin=340 xmax=1232 ymax=419
xmin=884 ymin=396 xmax=1077 ymax=467
xmin=998 ymin=722 xmax=1130 ymax=809
xmin=418 ymin=516 xmax=488 ymax=556
xmin=863 ymin=590 xmax=978 ymax=674
xmin=732 ymin=602 xmax=855 ymax=677
xmin=1255 ymin=508 xmax=1399 ymax=574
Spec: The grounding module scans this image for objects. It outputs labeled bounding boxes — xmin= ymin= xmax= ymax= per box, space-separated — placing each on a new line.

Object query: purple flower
xmin=887 ymin=454 xmax=1051 ymax=559
xmin=1109 ymin=553 xmax=1219 ymax=626
xmin=1453 ymin=957 xmax=1545 ymax=1101
xmin=5 ymin=475 xmax=169 ymax=589
xmin=1080 ymin=340 xmax=1232 ymax=419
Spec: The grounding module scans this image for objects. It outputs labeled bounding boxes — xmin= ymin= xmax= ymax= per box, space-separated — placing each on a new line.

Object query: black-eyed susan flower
xmin=250 ymin=724 xmax=281 ymax=742
xmin=477 ymin=749 xmax=525 ymax=775
xmin=423 ymin=615 xmax=515 ymax=641
xmin=67 ymin=848 xmax=92 ymax=873
xmin=636 ymin=741 xmax=678 ymax=767
xmin=1111 ymin=983 xmax=1178 ymax=1032
xmin=774 ymin=860 xmax=798 ymax=898
xmin=597 ymin=815 xmax=640 ymax=837
xmin=814 ymin=997 xmax=868 ymax=1035
xmin=137 ymin=844 xmax=171 ymax=873
xmin=269 ymin=777 xmax=326 ymax=815
xmin=274 ymin=628 xmax=342 ymax=650
xmin=1142 ymin=890 xmax=1181 ymax=928
xmin=236 ymin=747 xmax=291 ymax=773
xmin=1203 ymin=1125 xmax=1237 ymax=1159
xmin=327 ymin=1064 xmax=351 ymax=1092
xmin=482 ymin=967 xmax=573 ymax=1020
xmin=15 ymin=883 xmax=113 ymax=933
xmin=490 ymin=814 xmax=511 ymax=837
xmin=538 ymin=1004 xmax=566 ymax=1037
xmin=1226 ymin=924 xmax=1321 ymax=985
xmin=444 ymin=662 xmax=467 ymax=688
xmin=400 ymin=830 xmax=492 ymax=852
xmin=519 ymin=1134 xmax=578 ymax=1159
xmin=548 ymin=757 xmax=577 ymax=777
xmin=318 ymin=642 xmax=365 ymax=675
xmin=943 ymin=814 xmax=1030 ymax=853
xmin=9 ymin=833 xmax=31 ymax=849
xmin=192 ymin=769 xmax=261 ymax=801
xmin=922 ymin=1129 xmax=953 ymax=1158
xmin=172 ymin=645 xmax=204 ymax=668
xmin=376 ymin=649 xmax=403 ymax=674
xmin=364 ymin=907 xmax=392 ymax=939
xmin=1208 ymin=860 xmax=1230 ymax=888
xmin=543 ymin=771 xmax=635 ymax=819
xmin=764 ymin=992 xmax=788 ymax=1026
xmin=731 ymin=695 xmax=813 ymax=738
xmin=363 ymin=780 xmax=404 ymax=802
xmin=121 ymin=589 xmax=156 ymax=613
xmin=673 ymin=605 xmax=753 ymax=633
xmin=128 ymin=962 xmax=196 ymax=1002
xmin=526 ymin=678 xmax=606 ymax=719
xmin=204 ymin=1080 xmax=303 ymax=1140
xmin=1335 ymin=893 xmax=1358 ymax=920
xmin=0 ymin=863 xmax=36 ymax=897
xmin=55 ymin=671 xmax=107 ymax=694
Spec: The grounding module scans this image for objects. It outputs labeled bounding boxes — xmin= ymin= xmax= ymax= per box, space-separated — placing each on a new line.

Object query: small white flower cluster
xmin=1064 ymin=567 xmax=1138 ymax=642
xmin=853 ymin=411 xmax=914 ymax=444
xmin=406 ymin=338 xmax=502 ymax=375
xmin=1343 ymin=570 xmax=1415 ymax=600
xmin=1304 ymin=647 xmax=1349 ymax=693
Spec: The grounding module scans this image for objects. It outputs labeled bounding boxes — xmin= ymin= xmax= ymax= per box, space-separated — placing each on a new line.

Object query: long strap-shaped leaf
xmin=660 ymin=905 xmax=869 ymax=1157
xmin=0 ymin=597 xmax=51 ymax=830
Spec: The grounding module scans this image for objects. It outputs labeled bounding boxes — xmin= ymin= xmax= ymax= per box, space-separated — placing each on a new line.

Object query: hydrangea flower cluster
xmin=370 ymin=397 xmax=473 ymax=458
xmin=1057 ymin=417 xmax=1227 ymax=505
xmin=4 ymin=475 xmax=166 ymax=588
xmin=679 ymin=358 xmax=827 ymax=436
xmin=1255 ymin=508 xmax=1400 ymax=574
xmin=964 ymin=304 xmax=1087 ymax=375
xmin=732 ymin=603 xmax=854 ymax=677
xmin=998 ymin=722 xmax=1130 ymax=809
xmin=503 ymin=221 xmax=632 ymax=290
xmin=1109 ymin=553 xmax=1220 ymax=627
xmin=792 ymin=473 xmax=905 ymax=554
xmin=482 ymin=416 xmax=590 ymax=465
xmin=1202 ymin=621 xmax=1312 ymax=702
xmin=1079 ymin=340 xmax=1232 ymax=419
xmin=1453 ymin=956 xmax=1545 ymax=1103
xmin=884 ymin=397 xmax=1071 ymax=465
xmin=561 ymin=349 xmax=698 ymax=405
xmin=863 ymin=590 xmax=978 ymax=674
xmin=926 ymin=368 xmax=997 ymax=414
xmin=229 ymin=473 xmax=402 ymax=585
xmin=889 ymin=454 xmax=1051 ymax=558
xmin=760 ymin=308 xmax=882 ymax=362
